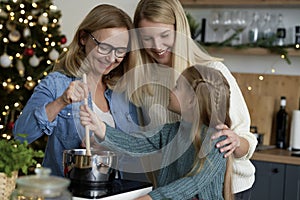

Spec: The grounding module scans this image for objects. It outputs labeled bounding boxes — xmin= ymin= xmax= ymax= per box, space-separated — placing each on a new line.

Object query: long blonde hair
xmin=182 ymin=65 xmax=233 ymax=200
xmin=129 ymin=0 xmax=222 ymax=105
xmin=53 ymin=4 xmax=136 ymax=88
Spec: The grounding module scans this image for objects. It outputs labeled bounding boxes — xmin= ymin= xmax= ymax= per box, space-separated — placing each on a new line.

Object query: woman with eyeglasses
xmin=13 ymin=4 xmax=140 ymax=177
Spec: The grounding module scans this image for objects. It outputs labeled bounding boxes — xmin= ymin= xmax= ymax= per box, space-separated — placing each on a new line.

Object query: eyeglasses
xmin=87 ymin=32 xmax=128 ymax=58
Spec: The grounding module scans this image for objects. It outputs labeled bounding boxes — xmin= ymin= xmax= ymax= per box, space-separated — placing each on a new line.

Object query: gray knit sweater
xmin=100 ymin=121 xmax=227 ymax=200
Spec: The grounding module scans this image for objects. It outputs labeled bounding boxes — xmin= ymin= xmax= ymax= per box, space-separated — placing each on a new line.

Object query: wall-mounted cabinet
xmin=180 ymin=0 xmax=300 ymax=7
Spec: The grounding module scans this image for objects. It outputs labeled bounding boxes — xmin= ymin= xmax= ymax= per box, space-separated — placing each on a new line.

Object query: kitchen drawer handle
xmin=272 ymin=168 xmax=279 ymax=174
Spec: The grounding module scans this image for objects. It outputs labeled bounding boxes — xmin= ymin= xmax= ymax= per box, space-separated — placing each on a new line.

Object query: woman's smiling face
xmin=83 ymin=27 xmax=129 ymax=75
xmin=138 ymin=19 xmax=175 ymax=66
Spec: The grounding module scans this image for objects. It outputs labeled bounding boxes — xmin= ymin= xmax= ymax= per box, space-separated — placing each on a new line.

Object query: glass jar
xmin=10 ymin=168 xmax=72 ymax=200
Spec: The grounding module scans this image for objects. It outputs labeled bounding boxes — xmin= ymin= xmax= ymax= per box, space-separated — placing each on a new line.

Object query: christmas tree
xmin=0 ymin=0 xmax=67 ymax=146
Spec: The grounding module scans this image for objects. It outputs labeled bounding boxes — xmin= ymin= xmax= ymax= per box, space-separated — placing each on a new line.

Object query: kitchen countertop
xmin=251 ymin=146 xmax=300 ymax=165
xmin=73 ymin=186 xmax=152 ymax=200
xmin=70 ymin=179 xmax=152 ymax=200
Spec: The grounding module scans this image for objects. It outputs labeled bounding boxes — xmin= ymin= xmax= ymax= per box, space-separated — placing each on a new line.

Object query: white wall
xmin=53 ymin=0 xmax=139 ymax=43
xmin=53 ymin=0 xmax=300 ymax=75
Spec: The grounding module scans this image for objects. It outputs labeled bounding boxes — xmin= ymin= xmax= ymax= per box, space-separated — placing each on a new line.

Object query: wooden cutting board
xmin=243 ymin=95 xmax=275 ymax=145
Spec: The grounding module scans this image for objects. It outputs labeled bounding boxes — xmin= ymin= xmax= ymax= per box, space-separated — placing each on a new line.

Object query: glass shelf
xmin=204 ymin=46 xmax=300 ymax=57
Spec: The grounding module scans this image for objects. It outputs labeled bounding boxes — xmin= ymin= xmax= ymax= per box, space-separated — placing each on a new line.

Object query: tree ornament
xmin=24 ymin=47 xmax=34 ymax=56
xmin=0 ymin=9 xmax=8 ymax=18
xmin=7 ymin=109 xmax=16 ymax=130
xmin=38 ymin=14 xmax=49 ymax=25
xmin=0 ymin=53 xmax=12 ymax=68
xmin=23 ymin=27 xmax=31 ymax=38
xmin=6 ymin=83 xmax=15 ymax=93
xmin=60 ymin=36 xmax=67 ymax=44
xmin=31 ymin=9 xmax=39 ymax=15
xmin=16 ymin=60 xmax=25 ymax=77
xmin=6 ymin=21 xmax=16 ymax=31
xmin=7 ymin=121 xmax=15 ymax=130
xmin=29 ymin=55 xmax=40 ymax=67
xmin=8 ymin=29 xmax=21 ymax=42
xmin=24 ymin=80 xmax=36 ymax=90
xmin=49 ymin=48 xmax=59 ymax=61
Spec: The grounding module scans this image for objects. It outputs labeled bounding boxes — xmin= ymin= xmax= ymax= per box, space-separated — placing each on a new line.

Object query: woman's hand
xmin=135 ymin=194 xmax=152 ymax=200
xmin=80 ymin=104 xmax=106 ymax=140
xmin=60 ymin=80 xmax=89 ymax=105
xmin=211 ymin=124 xmax=241 ymax=158
xmin=46 ymin=80 xmax=89 ymax=122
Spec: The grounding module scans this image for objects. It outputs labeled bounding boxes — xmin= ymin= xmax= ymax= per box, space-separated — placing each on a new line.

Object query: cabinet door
xmin=285 ymin=164 xmax=300 ymax=200
xmin=251 ymin=160 xmax=285 ymax=200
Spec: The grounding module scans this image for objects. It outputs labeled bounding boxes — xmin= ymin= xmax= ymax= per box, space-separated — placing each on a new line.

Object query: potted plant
xmin=0 ymin=137 xmax=44 ymax=199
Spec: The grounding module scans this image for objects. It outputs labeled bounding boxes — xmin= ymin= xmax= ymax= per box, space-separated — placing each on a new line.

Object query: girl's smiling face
xmin=138 ymin=19 xmax=175 ymax=66
xmin=82 ymin=27 xmax=129 ymax=75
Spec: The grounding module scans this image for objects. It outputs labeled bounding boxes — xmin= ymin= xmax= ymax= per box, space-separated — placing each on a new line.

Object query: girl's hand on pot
xmin=80 ymin=104 xmax=106 ymax=140
xmin=211 ymin=124 xmax=241 ymax=158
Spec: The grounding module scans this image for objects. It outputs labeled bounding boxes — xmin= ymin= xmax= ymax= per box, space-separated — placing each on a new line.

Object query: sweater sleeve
xmin=209 ymin=61 xmax=257 ymax=160
xmin=98 ymin=123 xmax=178 ymax=157
xmin=149 ymin=136 xmax=227 ymax=200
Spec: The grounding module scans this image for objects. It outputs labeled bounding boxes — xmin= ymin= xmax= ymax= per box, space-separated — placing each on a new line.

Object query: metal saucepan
xmin=63 ymin=149 xmax=118 ymax=186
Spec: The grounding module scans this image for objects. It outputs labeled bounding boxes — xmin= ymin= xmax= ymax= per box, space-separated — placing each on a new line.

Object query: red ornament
xmin=7 ymin=121 xmax=14 ymax=130
xmin=60 ymin=36 xmax=67 ymax=44
xmin=24 ymin=47 xmax=34 ymax=56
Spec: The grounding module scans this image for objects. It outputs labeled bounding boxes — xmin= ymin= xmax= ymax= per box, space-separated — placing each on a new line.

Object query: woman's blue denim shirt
xmin=13 ymin=72 xmax=140 ymax=176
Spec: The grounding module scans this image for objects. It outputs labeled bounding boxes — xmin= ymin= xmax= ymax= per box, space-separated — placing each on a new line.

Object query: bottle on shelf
xmin=275 ymin=96 xmax=288 ymax=149
xmin=295 ymin=26 xmax=300 ymax=46
xmin=248 ymin=12 xmax=260 ymax=43
xmin=262 ymin=13 xmax=276 ymax=46
xmin=275 ymin=13 xmax=286 ymax=46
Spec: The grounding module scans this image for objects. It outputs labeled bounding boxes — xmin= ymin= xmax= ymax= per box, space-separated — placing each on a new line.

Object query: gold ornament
xmin=16 ymin=60 xmax=25 ymax=77
xmin=6 ymin=83 xmax=15 ymax=93
xmin=8 ymin=29 xmax=21 ymax=42
xmin=24 ymin=80 xmax=36 ymax=90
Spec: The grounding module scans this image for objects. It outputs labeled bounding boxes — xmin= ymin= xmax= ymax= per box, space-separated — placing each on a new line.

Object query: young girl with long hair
xmin=128 ymin=0 xmax=257 ymax=198
xmin=80 ymin=65 xmax=234 ymax=200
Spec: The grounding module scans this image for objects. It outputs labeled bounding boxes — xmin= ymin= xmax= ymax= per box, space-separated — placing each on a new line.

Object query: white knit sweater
xmin=139 ymin=61 xmax=257 ymax=194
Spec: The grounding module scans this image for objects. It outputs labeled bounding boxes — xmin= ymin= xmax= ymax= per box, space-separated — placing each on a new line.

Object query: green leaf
xmin=0 ymin=138 xmax=44 ymax=177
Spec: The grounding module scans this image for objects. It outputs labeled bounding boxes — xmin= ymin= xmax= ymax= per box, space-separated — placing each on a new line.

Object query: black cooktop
xmin=69 ymin=179 xmax=152 ymax=199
